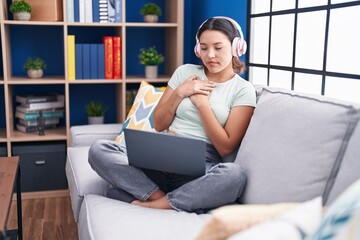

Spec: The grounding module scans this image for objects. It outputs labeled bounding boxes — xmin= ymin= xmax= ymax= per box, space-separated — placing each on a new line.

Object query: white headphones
xmin=194 ymin=16 xmax=247 ymax=58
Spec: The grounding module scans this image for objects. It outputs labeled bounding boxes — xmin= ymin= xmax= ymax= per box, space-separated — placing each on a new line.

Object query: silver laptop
xmin=124 ymin=128 xmax=211 ymax=177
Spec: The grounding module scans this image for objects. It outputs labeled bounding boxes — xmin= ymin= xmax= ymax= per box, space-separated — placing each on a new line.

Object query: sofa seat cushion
xmin=236 ymin=87 xmax=360 ymax=204
xmin=66 ymin=146 xmax=108 ymax=222
xmin=79 ymin=194 xmax=209 ymax=240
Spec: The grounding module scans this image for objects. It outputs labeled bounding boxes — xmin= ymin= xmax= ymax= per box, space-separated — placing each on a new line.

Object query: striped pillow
xmin=115 ymin=81 xmax=165 ymax=146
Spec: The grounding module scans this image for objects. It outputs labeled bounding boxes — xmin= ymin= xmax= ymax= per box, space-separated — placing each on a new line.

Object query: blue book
xmin=97 ymin=44 xmax=105 ymax=79
xmin=92 ymin=0 xmax=100 ymax=22
xmin=90 ymin=44 xmax=98 ymax=79
xmin=75 ymin=44 xmax=83 ymax=79
xmin=115 ymin=0 xmax=121 ymax=22
xmin=82 ymin=44 xmax=91 ymax=79
xmin=74 ymin=0 xmax=79 ymax=22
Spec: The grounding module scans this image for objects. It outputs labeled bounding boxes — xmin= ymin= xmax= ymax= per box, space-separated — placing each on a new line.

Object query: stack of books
xmin=15 ymin=93 xmax=65 ymax=133
xmin=67 ymin=35 xmax=121 ymax=80
xmin=67 ymin=0 xmax=122 ymax=23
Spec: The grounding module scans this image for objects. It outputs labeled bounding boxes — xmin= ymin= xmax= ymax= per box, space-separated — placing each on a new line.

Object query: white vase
xmin=144 ymin=15 xmax=158 ymax=23
xmin=145 ymin=65 xmax=158 ymax=79
xmin=27 ymin=69 xmax=43 ymax=79
xmin=88 ymin=116 xmax=104 ymax=125
xmin=14 ymin=12 xmax=31 ymax=21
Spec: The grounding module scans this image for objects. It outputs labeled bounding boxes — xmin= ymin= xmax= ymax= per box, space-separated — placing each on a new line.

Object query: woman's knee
xmin=88 ymin=139 xmax=110 ymax=167
xmin=214 ymin=163 xmax=247 ymax=185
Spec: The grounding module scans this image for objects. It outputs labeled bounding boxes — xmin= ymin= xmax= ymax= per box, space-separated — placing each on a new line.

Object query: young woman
xmin=89 ymin=17 xmax=256 ymax=213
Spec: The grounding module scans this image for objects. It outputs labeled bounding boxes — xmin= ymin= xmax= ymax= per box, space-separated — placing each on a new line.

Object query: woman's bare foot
xmin=131 ymin=190 xmax=172 ymax=209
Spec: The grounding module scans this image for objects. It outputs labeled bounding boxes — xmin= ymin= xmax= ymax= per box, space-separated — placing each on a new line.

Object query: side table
xmin=0 ymin=157 xmax=23 ymax=240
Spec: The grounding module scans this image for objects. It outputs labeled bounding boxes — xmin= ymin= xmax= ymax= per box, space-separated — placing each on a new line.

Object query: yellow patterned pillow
xmin=115 ymin=81 xmax=166 ymax=146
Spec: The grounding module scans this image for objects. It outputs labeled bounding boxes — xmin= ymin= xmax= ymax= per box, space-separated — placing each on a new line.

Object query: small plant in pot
xmin=9 ymin=0 xmax=32 ymax=21
xmin=140 ymin=3 xmax=161 ymax=23
xmin=23 ymin=57 xmax=46 ymax=79
xmin=139 ymin=46 xmax=164 ymax=79
xmin=85 ymin=101 xmax=108 ymax=125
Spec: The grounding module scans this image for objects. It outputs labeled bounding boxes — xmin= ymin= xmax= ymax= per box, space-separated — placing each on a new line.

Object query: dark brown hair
xmin=197 ymin=18 xmax=245 ymax=74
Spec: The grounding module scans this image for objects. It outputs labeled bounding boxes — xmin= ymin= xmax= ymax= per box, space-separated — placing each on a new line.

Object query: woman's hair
xmin=197 ymin=18 xmax=245 ymax=74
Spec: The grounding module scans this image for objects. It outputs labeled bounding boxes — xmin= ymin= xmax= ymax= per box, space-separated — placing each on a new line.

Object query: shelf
xmin=9 ymin=127 xmax=67 ymax=142
xmin=125 ymin=23 xmax=178 ymax=27
xmin=66 ymin=22 xmax=124 ymax=27
xmin=3 ymin=20 xmax=63 ymax=26
xmin=68 ymin=79 xmax=124 ymax=84
xmin=7 ymin=76 xmax=65 ymax=85
xmin=125 ymin=76 xmax=171 ymax=83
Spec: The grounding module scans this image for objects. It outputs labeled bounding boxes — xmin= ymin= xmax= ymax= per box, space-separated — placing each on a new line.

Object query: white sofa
xmin=65 ymin=86 xmax=360 ymax=239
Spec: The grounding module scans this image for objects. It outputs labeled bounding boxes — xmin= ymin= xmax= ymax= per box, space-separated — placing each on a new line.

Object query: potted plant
xmin=23 ymin=57 xmax=46 ymax=79
xmin=9 ymin=0 xmax=32 ymax=21
xmin=85 ymin=101 xmax=108 ymax=125
xmin=139 ymin=46 xmax=164 ymax=79
xmin=140 ymin=3 xmax=161 ymax=23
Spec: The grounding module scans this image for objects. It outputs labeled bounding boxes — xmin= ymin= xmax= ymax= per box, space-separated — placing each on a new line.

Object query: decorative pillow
xmin=195 ymin=202 xmax=300 ymax=240
xmin=306 ymin=178 xmax=360 ymax=240
xmin=114 ymin=81 xmax=165 ymax=146
xmin=228 ymin=197 xmax=323 ymax=240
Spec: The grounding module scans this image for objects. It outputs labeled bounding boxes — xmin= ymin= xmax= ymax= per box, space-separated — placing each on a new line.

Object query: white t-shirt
xmin=168 ymin=64 xmax=256 ymax=143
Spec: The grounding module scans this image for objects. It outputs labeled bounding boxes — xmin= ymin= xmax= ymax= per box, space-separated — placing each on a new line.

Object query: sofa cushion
xmin=66 ymin=146 xmax=108 ymax=222
xmin=325 ymin=119 xmax=360 ymax=205
xmin=114 ymin=81 xmax=165 ymax=147
xmin=236 ymin=87 xmax=360 ymax=204
xmin=70 ymin=124 xmax=122 ymax=147
xmin=79 ymin=194 xmax=209 ymax=240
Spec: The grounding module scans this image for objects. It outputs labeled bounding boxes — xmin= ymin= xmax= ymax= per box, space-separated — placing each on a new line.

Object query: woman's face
xmin=198 ymin=30 xmax=233 ymax=74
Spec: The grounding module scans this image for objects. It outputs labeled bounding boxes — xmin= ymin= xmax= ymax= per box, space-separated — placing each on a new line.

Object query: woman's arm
xmin=191 ymin=94 xmax=254 ymax=157
xmin=153 ymin=75 xmax=215 ymax=132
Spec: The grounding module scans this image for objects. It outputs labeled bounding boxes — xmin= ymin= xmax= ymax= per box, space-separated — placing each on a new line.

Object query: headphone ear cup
xmin=232 ymin=37 xmax=247 ymax=57
xmin=194 ymin=42 xmax=201 ymax=58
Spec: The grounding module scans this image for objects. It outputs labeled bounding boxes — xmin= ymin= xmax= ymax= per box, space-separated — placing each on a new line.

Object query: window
xmin=247 ymin=0 xmax=360 ymax=103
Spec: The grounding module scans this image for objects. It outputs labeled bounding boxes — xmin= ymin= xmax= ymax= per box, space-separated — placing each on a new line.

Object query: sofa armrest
xmin=70 ymin=124 xmax=123 ymax=147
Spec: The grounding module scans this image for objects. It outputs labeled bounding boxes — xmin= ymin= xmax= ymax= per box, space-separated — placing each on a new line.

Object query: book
xmin=103 ymin=36 xmax=114 ymax=79
xmin=92 ymin=0 xmax=100 ymax=22
xmin=113 ymin=36 xmax=121 ymax=79
xmin=97 ymin=43 xmax=105 ymax=79
xmin=82 ymin=44 xmax=91 ymax=79
xmin=66 ymin=0 xmax=74 ymax=22
xmin=99 ymin=0 xmax=108 ymax=23
xmin=19 ymin=94 xmax=65 ymax=111
xmin=90 ymin=44 xmax=98 ymax=79
xmin=75 ymin=43 xmax=83 ymax=79
xmin=107 ymin=0 xmax=115 ymax=23
xmin=67 ymin=35 xmax=76 ymax=80
xmin=16 ymin=106 xmax=63 ymax=114
xmin=15 ymin=110 xmax=65 ymax=121
xmin=115 ymin=0 xmax=121 ymax=22
xmin=21 ymin=101 xmax=65 ymax=111
xmin=79 ymin=0 xmax=85 ymax=22
xmin=74 ymin=0 xmax=80 ymax=22
xmin=16 ymin=123 xmax=58 ymax=133
xmin=84 ymin=0 xmax=93 ymax=22
xmin=16 ymin=93 xmax=58 ymax=104
xmin=19 ymin=118 xmax=59 ymax=127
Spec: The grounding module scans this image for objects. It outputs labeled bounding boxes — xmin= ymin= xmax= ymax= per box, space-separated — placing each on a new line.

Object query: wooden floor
xmin=7 ymin=196 xmax=78 ymax=240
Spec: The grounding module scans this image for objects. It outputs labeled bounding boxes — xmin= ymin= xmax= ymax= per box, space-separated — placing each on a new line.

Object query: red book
xmin=113 ymin=36 xmax=122 ymax=79
xmin=103 ymin=36 xmax=114 ymax=79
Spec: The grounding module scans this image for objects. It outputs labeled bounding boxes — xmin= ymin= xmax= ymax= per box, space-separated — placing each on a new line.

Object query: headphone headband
xmin=195 ymin=16 xmax=244 ymax=43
